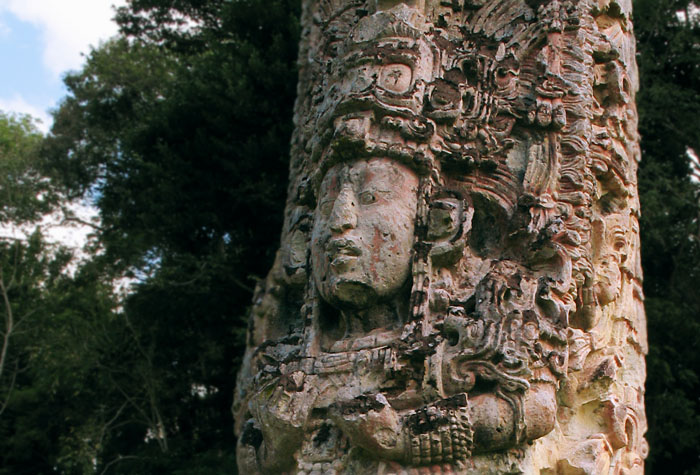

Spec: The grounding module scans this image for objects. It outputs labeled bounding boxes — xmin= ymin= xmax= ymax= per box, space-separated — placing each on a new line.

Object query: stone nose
xmin=329 ymin=186 xmax=357 ymax=234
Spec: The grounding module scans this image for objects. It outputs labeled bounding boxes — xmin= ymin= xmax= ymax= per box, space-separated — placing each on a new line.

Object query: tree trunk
xmin=234 ymin=0 xmax=647 ymax=473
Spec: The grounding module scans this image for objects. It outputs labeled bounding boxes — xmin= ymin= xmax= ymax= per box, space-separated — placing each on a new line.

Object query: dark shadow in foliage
xmin=635 ymin=0 xmax=700 ymax=473
xmin=40 ymin=0 xmax=300 ymax=473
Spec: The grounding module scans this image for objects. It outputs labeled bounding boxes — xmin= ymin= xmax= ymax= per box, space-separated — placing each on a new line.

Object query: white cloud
xmin=0 ymin=0 xmax=127 ymax=77
xmin=0 ymin=17 xmax=9 ymax=36
xmin=43 ymin=200 xmax=99 ymax=250
xmin=0 ymin=94 xmax=51 ymax=132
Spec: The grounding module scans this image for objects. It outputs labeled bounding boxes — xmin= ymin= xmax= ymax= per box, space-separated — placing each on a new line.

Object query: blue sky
xmin=0 ymin=0 xmax=125 ymax=132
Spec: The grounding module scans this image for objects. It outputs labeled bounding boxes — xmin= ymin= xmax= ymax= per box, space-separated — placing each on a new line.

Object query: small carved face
xmin=593 ymin=214 xmax=630 ymax=305
xmin=311 ymin=158 xmax=419 ymax=308
xmin=594 ymin=253 xmax=623 ymax=306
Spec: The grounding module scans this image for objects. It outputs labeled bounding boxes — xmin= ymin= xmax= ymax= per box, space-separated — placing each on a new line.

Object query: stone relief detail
xmin=234 ymin=1 xmax=646 ymax=473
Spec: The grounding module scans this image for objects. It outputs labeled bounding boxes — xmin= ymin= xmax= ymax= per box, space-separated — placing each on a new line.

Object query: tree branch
xmin=0 ymin=360 xmax=18 ymax=417
xmin=58 ymin=209 xmax=103 ymax=232
xmin=99 ymin=455 xmax=142 ymax=475
xmin=123 ymin=313 xmax=169 ymax=452
xmin=0 ymin=270 xmax=14 ymax=387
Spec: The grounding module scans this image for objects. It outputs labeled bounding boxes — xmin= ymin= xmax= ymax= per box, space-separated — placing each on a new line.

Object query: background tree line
xmin=0 ymin=0 xmax=697 ymax=473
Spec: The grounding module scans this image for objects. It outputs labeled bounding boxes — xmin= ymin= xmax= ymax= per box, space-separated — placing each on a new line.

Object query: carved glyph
xmin=234 ymin=1 xmax=646 ymax=473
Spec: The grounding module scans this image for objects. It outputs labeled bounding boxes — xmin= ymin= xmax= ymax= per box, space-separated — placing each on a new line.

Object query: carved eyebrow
xmin=360 ymin=186 xmax=391 ymax=193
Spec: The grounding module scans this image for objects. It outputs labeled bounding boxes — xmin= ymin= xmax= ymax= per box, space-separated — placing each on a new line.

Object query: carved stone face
xmin=594 ymin=215 xmax=630 ymax=306
xmin=311 ymin=158 xmax=419 ymax=309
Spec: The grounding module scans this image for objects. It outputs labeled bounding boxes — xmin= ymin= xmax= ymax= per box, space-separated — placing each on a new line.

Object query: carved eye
xmin=359 ymin=191 xmax=377 ymax=205
xmin=613 ymin=238 xmax=627 ymax=252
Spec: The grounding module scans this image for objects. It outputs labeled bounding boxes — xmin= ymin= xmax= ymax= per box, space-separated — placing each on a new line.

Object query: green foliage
xmin=45 ymin=38 xmax=178 ymax=203
xmin=0 ymin=114 xmax=118 ymax=474
xmin=38 ymin=0 xmax=301 ymax=472
xmin=0 ymin=256 xmax=120 ymax=475
xmin=0 ymin=113 xmax=52 ymax=222
xmin=635 ymin=0 xmax=700 ymax=472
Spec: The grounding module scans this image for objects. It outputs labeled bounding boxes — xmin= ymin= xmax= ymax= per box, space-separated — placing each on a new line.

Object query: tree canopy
xmin=635 ymin=0 xmax=700 ymax=472
xmin=5 ymin=1 xmax=300 ymax=473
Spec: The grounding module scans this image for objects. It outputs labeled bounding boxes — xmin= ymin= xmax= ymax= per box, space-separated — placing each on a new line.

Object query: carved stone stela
xmin=234 ymin=0 xmax=647 ymax=473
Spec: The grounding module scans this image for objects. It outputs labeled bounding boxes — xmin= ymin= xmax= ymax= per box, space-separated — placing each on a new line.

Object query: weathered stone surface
xmin=234 ymin=1 xmax=646 ymax=473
